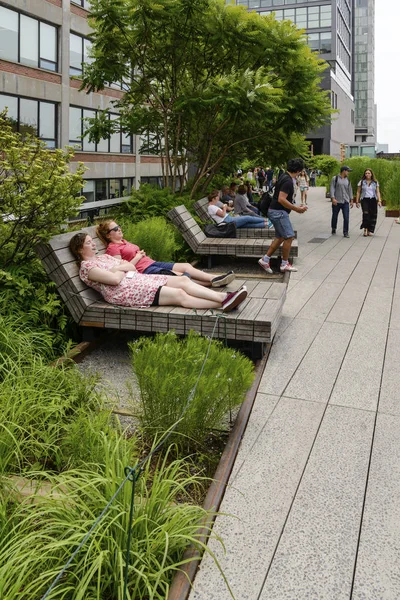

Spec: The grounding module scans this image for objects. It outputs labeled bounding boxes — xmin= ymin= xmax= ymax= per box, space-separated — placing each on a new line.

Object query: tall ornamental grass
xmin=120 ymin=216 xmax=178 ymax=262
xmin=0 ymin=441 xmax=217 ymax=600
xmin=130 ymin=331 xmax=254 ymax=449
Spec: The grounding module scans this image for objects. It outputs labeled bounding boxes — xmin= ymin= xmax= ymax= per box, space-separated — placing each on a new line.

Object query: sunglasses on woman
xmin=107 ymin=225 xmax=121 ymax=233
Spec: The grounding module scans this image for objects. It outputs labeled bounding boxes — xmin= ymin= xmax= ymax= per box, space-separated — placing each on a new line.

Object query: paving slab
xmin=189 ymin=397 xmax=325 ymax=600
xmin=258 ymin=318 xmax=322 ymax=397
xmin=230 ymin=393 xmax=279 ymax=481
xmin=296 ymin=281 xmax=345 ymax=322
xmin=379 ymin=328 xmax=400 ymax=415
xmin=281 ymin=279 xmax=321 ymax=319
xmin=329 ymin=323 xmax=387 ymax=412
xmin=285 ymin=321 xmax=354 ymax=402
xmin=326 ymin=282 xmax=369 ymax=325
xmin=352 ymin=413 xmax=400 ymax=600
xmin=258 ymin=405 xmax=374 ymax=600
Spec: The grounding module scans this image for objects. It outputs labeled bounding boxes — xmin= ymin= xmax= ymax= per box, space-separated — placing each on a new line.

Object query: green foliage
xmin=0 ymin=112 xmax=85 ymax=266
xmin=82 ymin=0 xmax=331 ymax=196
xmin=0 ymin=315 xmax=103 ymax=473
xmin=0 ymin=111 xmax=86 ymax=350
xmin=0 ymin=444 xmax=216 ymax=599
xmin=343 ymin=157 xmax=400 ymax=205
xmin=130 ymin=331 xmax=254 ymax=450
xmin=383 ymin=163 xmax=400 ymax=209
xmin=0 ymin=317 xmax=221 ymax=598
xmin=115 ymin=184 xmax=193 ymax=222
xmin=312 ymin=154 xmax=340 ymax=180
xmin=120 ymin=216 xmax=178 ymax=262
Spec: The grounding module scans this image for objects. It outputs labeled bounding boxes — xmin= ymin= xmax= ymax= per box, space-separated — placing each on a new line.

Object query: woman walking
xmin=297 ymin=170 xmax=309 ymax=206
xmin=354 ymin=168 xmax=382 ymax=236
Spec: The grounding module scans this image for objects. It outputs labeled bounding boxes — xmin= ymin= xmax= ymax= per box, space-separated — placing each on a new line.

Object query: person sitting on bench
xmin=97 ymin=220 xmax=235 ymax=288
xmin=207 ymin=190 xmax=268 ymax=229
xmin=69 ymin=233 xmax=247 ymax=312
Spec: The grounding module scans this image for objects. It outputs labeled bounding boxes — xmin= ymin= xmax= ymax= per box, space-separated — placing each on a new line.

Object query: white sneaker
xmin=258 ymin=258 xmax=273 ymax=274
xmin=280 ymin=262 xmax=297 ymax=272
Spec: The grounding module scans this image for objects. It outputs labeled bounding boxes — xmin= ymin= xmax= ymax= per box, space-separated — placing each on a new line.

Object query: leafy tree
xmin=0 ymin=112 xmax=85 ymax=348
xmin=81 ymin=0 xmax=331 ymax=196
xmin=0 ymin=112 xmax=85 ymax=266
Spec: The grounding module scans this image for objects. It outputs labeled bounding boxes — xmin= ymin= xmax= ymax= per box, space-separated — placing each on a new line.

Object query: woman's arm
xmin=215 ymin=205 xmax=227 ymax=218
xmin=88 ymin=266 xmax=126 ymax=286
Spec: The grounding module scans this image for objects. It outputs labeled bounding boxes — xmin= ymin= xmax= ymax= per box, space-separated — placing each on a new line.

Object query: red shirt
xmin=106 ymin=240 xmax=155 ymax=273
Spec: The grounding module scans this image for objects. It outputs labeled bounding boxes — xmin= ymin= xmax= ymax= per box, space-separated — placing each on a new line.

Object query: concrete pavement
xmin=189 ymin=187 xmax=400 ymax=600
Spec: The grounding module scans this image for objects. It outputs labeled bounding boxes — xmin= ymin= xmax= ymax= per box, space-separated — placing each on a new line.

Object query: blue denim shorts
xmin=268 ymin=209 xmax=295 ymax=239
xmin=143 ymin=261 xmax=174 ymax=274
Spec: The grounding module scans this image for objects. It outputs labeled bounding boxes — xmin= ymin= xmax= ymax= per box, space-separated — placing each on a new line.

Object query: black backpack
xmin=204 ymin=222 xmax=237 ymax=238
xmin=259 ymin=190 xmax=274 ymax=216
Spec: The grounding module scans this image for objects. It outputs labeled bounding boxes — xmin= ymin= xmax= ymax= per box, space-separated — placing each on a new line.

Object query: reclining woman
xmin=97 ymin=220 xmax=235 ymax=288
xmin=69 ymin=233 xmax=247 ymax=312
xmin=207 ymin=190 xmax=268 ymax=228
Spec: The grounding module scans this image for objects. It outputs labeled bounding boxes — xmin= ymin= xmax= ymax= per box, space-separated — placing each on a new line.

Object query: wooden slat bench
xmin=36 ymin=226 xmax=288 ymax=354
xmin=193 ymin=196 xmax=297 ymax=239
xmin=167 ymin=205 xmax=298 ymax=259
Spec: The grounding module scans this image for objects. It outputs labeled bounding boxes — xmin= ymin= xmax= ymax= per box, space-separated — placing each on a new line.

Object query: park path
xmin=189 ymin=187 xmax=400 ymax=600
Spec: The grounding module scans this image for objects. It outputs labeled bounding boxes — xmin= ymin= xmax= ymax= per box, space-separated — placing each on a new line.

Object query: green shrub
xmin=116 ymin=184 xmax=193 ymax=223
xmin=120 ymin=216 xmax=179 ymax=262
xmin=0 ymin=443 xmax=215 ymax=600
xmin=344 ymin=157 xmax=400 ymax=204
xmin=130 ymin=331 xmax=254 ymax=450
xmin=383 ymin=163 xmax=400 ymax=210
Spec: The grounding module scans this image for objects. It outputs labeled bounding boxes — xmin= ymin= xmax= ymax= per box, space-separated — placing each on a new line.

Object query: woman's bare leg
xmin=172 ymin=263 xmax=213 ymax=285
xmin=164 ymin=275 xmax=226 ymax=302
xmin=158 ymin=287 xmax=222 ymax=309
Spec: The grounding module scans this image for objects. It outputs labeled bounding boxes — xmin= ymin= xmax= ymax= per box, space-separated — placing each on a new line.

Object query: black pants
xmin=361 ymin=197 xmax=378 ymax=233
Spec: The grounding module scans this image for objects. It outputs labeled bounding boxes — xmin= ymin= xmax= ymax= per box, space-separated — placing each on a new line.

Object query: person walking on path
xmin=330 ymin=166 xmax=353 ymax=238
xmin=257 ymin=168 xmax=266 ymax=191
xmin=297 ymin=169 xmax=309 ymax=206
xmin=258 ymin=158 xmax=307 ymax=274
xmin=354 ymin=168 xmax=382 ymax=236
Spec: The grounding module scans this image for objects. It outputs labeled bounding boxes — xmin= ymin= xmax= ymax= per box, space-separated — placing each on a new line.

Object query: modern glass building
xmin=0 ymin=0 xmax=163 ymax=214
xmin=353 ymin=0 xmax=375 ymax=144
xmin=230 ymin=0 xmax=356 ymax=158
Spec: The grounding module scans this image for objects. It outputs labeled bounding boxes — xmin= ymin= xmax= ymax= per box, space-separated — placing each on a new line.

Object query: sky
xmin=375 ymin=0 xmax=400 ymax=151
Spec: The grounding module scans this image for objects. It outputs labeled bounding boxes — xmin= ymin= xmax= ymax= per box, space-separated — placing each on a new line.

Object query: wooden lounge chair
xmin=36 ymin=226 xmax=288 ymax=355
xmin=167 ymin=205 xmax=298 ymax=259
xmin=193 ymin=196 xmax=297 ymax=239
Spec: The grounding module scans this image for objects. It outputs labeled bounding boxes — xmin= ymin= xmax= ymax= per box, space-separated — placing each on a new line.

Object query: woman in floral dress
xmin=69 ymin=233 xmax=247 ymax=312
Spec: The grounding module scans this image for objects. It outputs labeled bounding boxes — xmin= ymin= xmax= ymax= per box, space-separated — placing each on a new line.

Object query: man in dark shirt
xmin=258 ymin=158 xmax=308 ymax=273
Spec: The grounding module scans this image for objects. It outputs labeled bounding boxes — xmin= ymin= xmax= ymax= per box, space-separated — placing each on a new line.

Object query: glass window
xmin=95 ymin=180 xmax=107 ymax=201
xmin=70 ymin=33 xmax=83 ymax=75
xmin=260 ymin=0 xmax=273 ymax=6
xmin=20 ymin=98 xmax=38 ymax=137
xmin=81 ymin=180 xmax=95 ymax=203
xmin=0 ymin=94 xmax=18 ymax=121
xmin=39 ymin=102 xmax=55 ymax=141
xmin=320 ymin=32 xmax=331 ymax=53
xmin=83 ymin=109 xmax=96 ymax=151
xmin=40 ymin=22 xmax=57 ymax=70
xmin=109 ymin=114 xmax=120 ymax=153
xmin=83 ymin=38 xmax=92 ymax=65
xmin=121 ymin=178 xmax=132 ymax=197
xmin=0 ymin=7 xmax=18 ymax=63
xmin=20 ymin=15 xmax=39 ymax=68
xmin=0 ymin=94 xmax=57 ymax=146
xmin=69 ymin=106 xmax=82 ymax=146
xmin=109 ymin=179 xmax=121 ymax=198
xmin=308 ymin=33 xmax=319 ymax=51
xmin=0 ymin=7 xmax=57 ymax=71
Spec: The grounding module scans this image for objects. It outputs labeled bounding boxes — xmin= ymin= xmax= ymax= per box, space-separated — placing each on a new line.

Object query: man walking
xmin=330 ymin=166 xmax=353 ymax=237
xmin=258 ymin=158 xmax=307 ymax=273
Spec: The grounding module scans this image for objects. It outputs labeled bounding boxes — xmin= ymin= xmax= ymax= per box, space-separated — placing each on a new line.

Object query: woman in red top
xmin=97 ymin=220 xmax=235 ymax=287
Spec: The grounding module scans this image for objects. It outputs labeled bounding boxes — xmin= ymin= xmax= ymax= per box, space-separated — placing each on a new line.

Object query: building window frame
xmin=69 ymin=105 xmax=133 ymax=154
xmin=81 ymin=177 xmax=135 ymax=203
xmin=0 ymin=6 xmax=58 ymax=72
xmin=0 ymin=92 xmax=58 ymax=148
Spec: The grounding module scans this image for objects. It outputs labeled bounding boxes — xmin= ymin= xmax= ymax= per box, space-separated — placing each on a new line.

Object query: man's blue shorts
xmin=143 ymin=261 xmax=174 ymax=274
xmin=268 ymin=209 xmax=295 ymax=239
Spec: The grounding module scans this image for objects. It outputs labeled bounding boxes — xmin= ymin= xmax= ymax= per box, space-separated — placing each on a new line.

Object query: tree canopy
xmin=82 ymin=0 xmax=332 ymax=194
